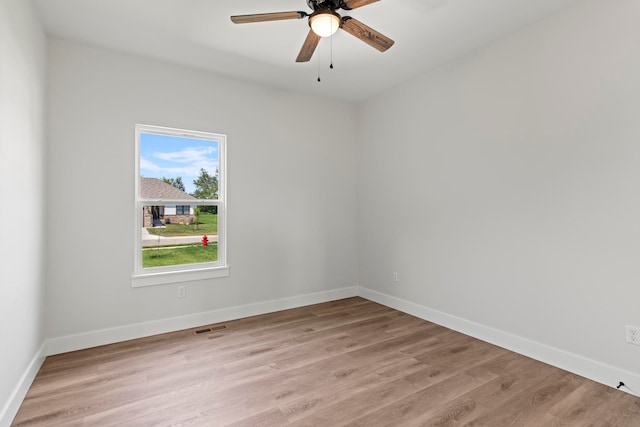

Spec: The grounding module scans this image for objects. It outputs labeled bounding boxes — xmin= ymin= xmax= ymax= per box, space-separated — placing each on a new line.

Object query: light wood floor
xmin=13 ymin=297 xmax=640 ymax=426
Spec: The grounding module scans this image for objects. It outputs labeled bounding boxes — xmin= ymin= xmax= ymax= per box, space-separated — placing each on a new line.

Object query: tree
xmin=162 ymin=176 xmax=186 ymax=192
xmin=193 ymin=206 xmax=201 ymax=229
xmin=192 ymin=168 xmax=218 ymax=213
xmin=191 ymin=168 xmax=218 ymax=199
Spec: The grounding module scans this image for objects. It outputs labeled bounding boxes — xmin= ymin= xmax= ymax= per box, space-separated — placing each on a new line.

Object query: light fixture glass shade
xmin=310 ymin=13 xmax=340 ymax=37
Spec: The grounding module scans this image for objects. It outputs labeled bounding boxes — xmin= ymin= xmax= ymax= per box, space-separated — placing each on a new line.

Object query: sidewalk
xmin=142 ymin=227 xmax=218 ymax=247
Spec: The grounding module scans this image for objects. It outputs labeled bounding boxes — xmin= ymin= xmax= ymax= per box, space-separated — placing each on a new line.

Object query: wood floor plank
xmin=343 ymin=370 xmax=490 ymax=426
xmin=547 ymin=381 xmax=623 ymax=424
xmin=463 ymin=370 xmax=583 ymax=426
xmin=282 ymin=354 xmax=428 ymax=423
xmin=12 ymin=297 xmax=640 ymax=426
xmin=590 ymin=393 xmax=640 ymax=427
xmin=288 ymin=377 xmax=422 ymax=426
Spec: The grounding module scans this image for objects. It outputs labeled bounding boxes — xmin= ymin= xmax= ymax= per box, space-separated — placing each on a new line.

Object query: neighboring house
xmin=140 ymin=177 xmax=196 ymax=227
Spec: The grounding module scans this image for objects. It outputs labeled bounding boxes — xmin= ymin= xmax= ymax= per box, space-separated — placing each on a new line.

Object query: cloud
xmin=153 ymin=146 xmax=217 ymax=164
xmin=141 ymin=158 xmax=217 ymax=176
xmin=139 ymin=157 xmax=162 ymax=172
xmin=140 ymin=145 xmax=219 ymax=180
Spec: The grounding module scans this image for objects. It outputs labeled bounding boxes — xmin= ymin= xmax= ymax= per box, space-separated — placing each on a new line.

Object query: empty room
xmin=2 ymin=0 xmax=640 ymax=425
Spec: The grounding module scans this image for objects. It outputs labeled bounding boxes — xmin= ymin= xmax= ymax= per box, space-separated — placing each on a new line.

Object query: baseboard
xmin=0 ymin=342 xmax=46 ymax=427
xmin=46 ymin=286 xmax=358 ymax=356
xmin=357 ymin=286 xmax=640 ymax=397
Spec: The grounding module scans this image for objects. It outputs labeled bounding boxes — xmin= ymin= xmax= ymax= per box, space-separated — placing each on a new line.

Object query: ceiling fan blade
xmin=342 ymin=0 xmax=380 ymax=10
xmin=296 ymin=30 xmax=321 ymax=62
xmin=230 ymin=11 xmax=306 ymax=24
xmin=341 ymin=17 xmax=394 ymax=52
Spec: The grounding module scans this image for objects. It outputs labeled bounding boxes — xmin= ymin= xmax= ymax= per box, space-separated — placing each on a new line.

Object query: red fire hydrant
xmin=202 ymin=234 xmax=208 ymax=247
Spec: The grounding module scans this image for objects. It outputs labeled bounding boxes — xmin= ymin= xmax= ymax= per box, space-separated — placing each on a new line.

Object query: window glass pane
xmin=139 ymin=132 xmax=219 ymax=200
xmin=142 ymin=203 xmax=218 ymax=268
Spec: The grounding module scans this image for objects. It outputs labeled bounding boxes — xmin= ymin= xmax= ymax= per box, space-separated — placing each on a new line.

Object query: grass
xmin=143 ymin=243 xmax=218 ymax=268
xmin=147 ymin=212 xmax=217 ymax=237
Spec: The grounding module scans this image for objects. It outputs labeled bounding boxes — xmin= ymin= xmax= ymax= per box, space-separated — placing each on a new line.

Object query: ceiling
xmin=32 ymin=0 xmax=587 ymax=103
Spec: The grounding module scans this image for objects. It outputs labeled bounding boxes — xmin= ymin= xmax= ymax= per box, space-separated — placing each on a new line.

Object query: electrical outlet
xmin=178 ymin=286 xmax=186 ymax=298
xmin=626 ymin=325 xmax=640 ymax=346
xmin=392 ymin=272 xmax=399 ymax=283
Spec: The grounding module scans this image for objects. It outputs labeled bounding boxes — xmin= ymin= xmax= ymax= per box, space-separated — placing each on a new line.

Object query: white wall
xmin=45 ymin=39 xmax=359 ymax=343
xmin=358 ymin=0 xmax=640 ymax=387
xmin=0 ymin=0 xmax=47 ymax=424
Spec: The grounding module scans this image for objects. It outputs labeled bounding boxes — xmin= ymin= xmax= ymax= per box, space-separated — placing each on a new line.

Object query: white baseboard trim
xmin=46 ymin=286 xmax=358 ymax=356
xmin=0 ymin=342 xmax=46 ymax=427
xmin=357 ymin=286 xmax=640 ymax=397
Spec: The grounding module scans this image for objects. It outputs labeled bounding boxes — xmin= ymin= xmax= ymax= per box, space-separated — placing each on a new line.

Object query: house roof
xmin=140 ymin=178 xmax=196 ymax=200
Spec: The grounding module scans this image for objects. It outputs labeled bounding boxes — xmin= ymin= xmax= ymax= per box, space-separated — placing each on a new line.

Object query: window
xmin=132 ymin=124 xmax=228 ymax=287
xmin=176 ymin=205 xmax=190 ymax=215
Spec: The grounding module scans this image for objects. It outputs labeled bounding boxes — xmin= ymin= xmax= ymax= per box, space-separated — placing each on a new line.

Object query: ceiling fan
xmin=230 ymin=0 xmax=394 ymax=63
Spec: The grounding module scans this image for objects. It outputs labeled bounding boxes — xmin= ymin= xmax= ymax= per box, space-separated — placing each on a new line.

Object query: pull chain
xmin=316 ymin=36 xmax=335 ymax=82
xmin=317 ymin=41 xmax=321 ymax=82
xmin=330 ymin=34 xmax=334 ymax=70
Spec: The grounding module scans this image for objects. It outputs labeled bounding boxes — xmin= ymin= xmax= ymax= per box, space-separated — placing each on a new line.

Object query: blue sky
xmin=140 ymin=133 xmax=219 ymax=195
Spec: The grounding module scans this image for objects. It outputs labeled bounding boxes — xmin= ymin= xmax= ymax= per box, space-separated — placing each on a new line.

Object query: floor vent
xmin=194 ymin=325 xmax=227 ymax=335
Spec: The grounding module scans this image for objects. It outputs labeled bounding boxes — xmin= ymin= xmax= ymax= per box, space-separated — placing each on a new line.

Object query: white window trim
xmin=132 ymin=124 xmax=228 ymax=287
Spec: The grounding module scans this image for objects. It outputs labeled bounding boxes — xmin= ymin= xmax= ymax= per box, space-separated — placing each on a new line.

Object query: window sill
xmin=131 ymin=265 xmax=229 ymax=288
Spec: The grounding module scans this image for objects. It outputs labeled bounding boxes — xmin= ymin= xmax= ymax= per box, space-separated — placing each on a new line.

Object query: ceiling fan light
xmin=310 ymin=12 xmax=340 ymax=37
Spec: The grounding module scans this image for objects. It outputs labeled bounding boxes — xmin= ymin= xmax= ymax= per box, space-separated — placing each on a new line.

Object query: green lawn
xmin=143 ymin=243 xmax=218 ymax=268
xmin=147 ymin=212 xmax=217 ymax=237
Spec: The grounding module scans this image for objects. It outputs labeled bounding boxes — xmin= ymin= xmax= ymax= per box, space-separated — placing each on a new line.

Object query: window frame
xmin=132 ymin=124 xmax=228 ymax=287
